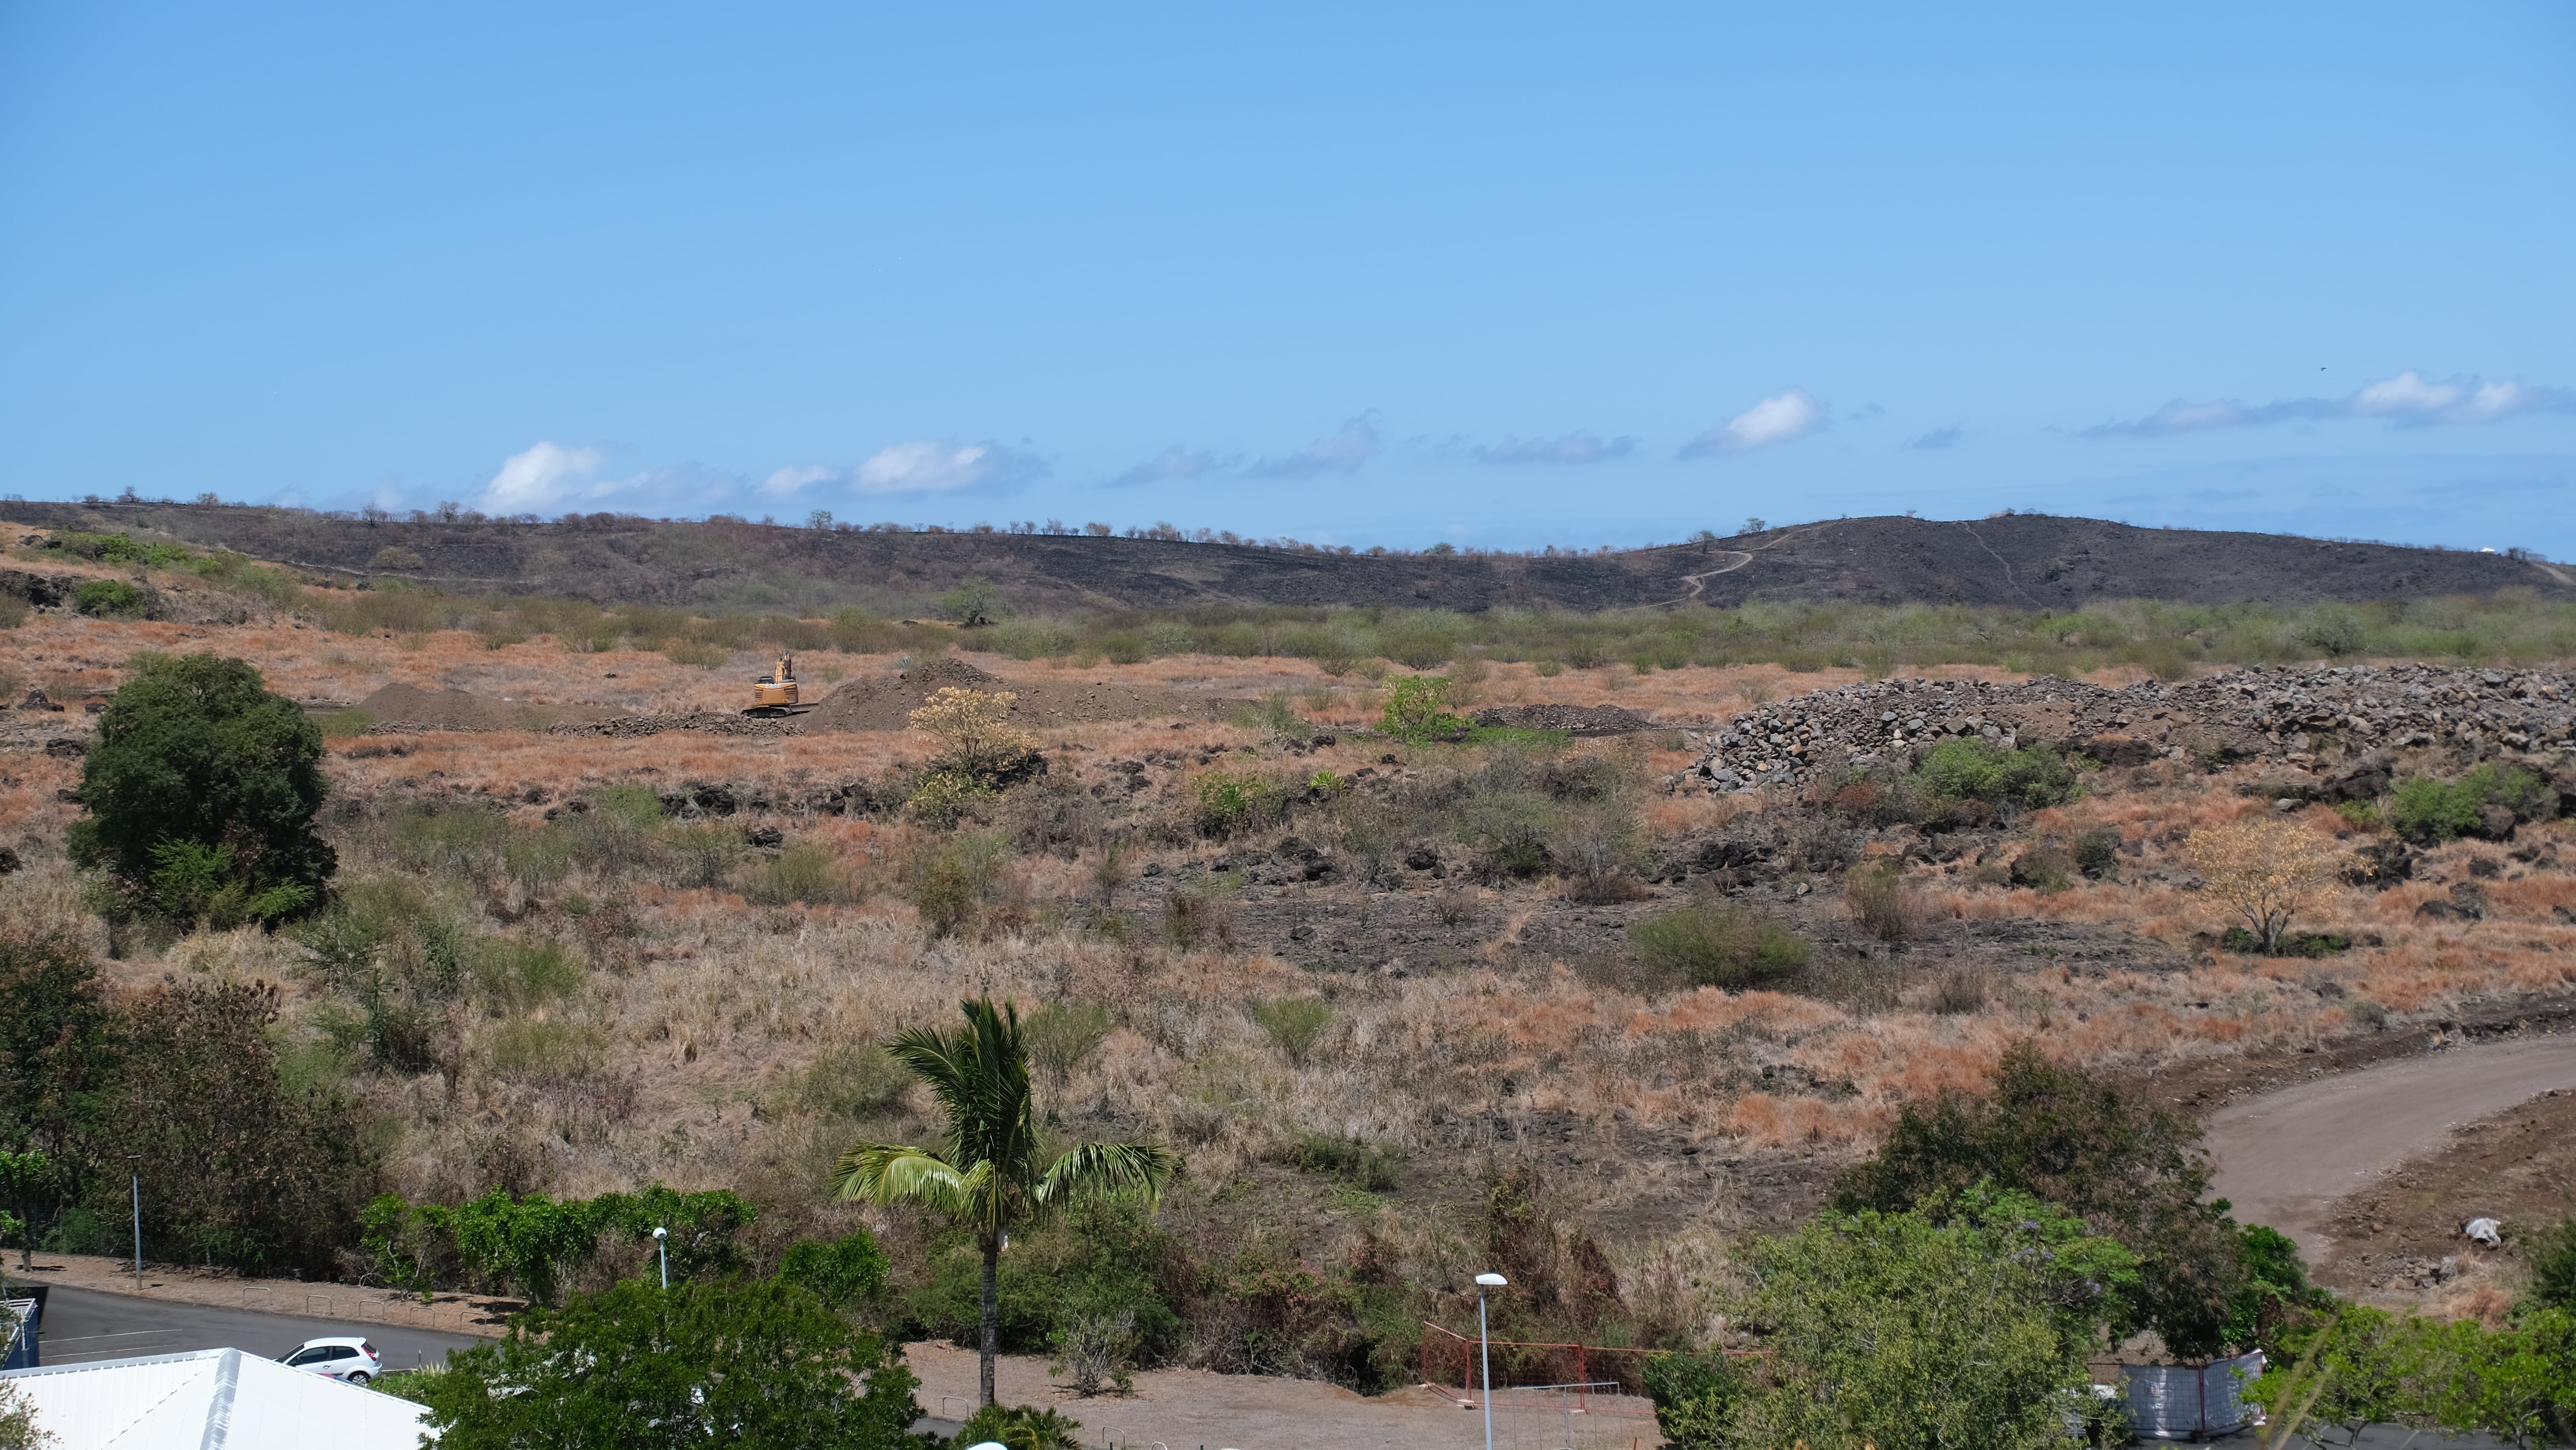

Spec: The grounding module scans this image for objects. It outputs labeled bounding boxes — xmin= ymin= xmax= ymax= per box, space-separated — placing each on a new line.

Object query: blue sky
xmin=4 ymin=2 xmax=2573 ymax=554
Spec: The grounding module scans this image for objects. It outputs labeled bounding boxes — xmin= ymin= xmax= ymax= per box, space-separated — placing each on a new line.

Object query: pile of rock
xmin=1469 ymin=703 xmax=1656 ymax=736
xmin=548 ymin=712 xmax=802 ymax=739
xmin=1672 ymin=663 xmax=2576 ymax=793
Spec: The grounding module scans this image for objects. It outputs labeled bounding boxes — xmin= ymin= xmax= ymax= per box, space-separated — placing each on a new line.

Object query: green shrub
xmin=1234 ymin=690 xmax=1317 ymax=744
xmin=1378 ymin=675 xmax=1469 ymax=743
xmin=660 ymin=822 xmax=743 ymax=888
xmin=797 ymin=1045 xmax=914 ymax=1118
xmin=937 ymin=577 xmax=1005 ymax=628
xmin=1628 ymin=901 xmax=1813 ymax=990
xmin=1096 ymin=629 xmax=1149 ymax=664
xmin=1911 ymin=738 xmax=2081 ymax=812
xmin=71 ymin=653 xmax=334 ymax=922
xmin=1843 ymin=859 xmax=1915 ymax=941
xmin=412 ymin=1279 xmax=917 ymax=1445
xmin=1193 ymin=770 xmax=1284 ymax=838
xmin=71 ymin=578 xmax=149 ymax=618
xmin=743 ymin=843 xmax=849 ymax=905
xmin=481 ymin=1019 xmax=605 ymax=1085
xmin=911 ymin=833 xmax=1006 ymax=938
xmin=2334 ymin=799 xmax=2385 ymax=832
xmin=2301 ymin=604 xmax=2368 ymax=657
xmin=950 ymin=1404 xmax=1084 ymax=1450
xmin=2248 ymin=1303 xmax=2576 ymax=1447
xmin=1023 ymin=1002 xmax=1115 ymax=1081
xmin=779 ymin=1230 xmax=892 ymax=1312
xmin=1280 ymin=1132 xmax=1404 ymax=1191
xmin=907 ymin=769 xmax=994 ymax=829
xmin=2387 ymin=764 xmax=2547 ymax=843
xmin=1250 ymin=997 xmax=1333 ymax=1066
xmin=2072 ymin=827 xmax=2121 ymax=879
xmin=896 ymin=1199 xmax=1184 ymax=1370
xmin=1642 ymin=1350 xmax=1751 ymax=1450
xmin=470 ymin=938 xmax=585 ymax=1011
xmin=2221 ymin=926 xmax=2349 ymax=958
xmin=1831 ymin=1042 xmax=2251 ymax=1359
xmin=2528 ymin=1215 xmax=2576 ymax=1312
xmin=390 ymin=801 xmax=510 ymax=876
xmin=2389 ymin=775 xmax=2481 ymax=841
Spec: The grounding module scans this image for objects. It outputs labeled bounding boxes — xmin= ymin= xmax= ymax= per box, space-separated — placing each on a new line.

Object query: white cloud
xmin=1472 ymin=431 xmax=1639 ymax=466
xmin=1902 ymin=424 xmax=1965 ymax=451
xmin=2084 ymin=371 xmax=2576 ymax=438
xmin=751 ymin=441 xmax=1046 ymax=499
xmin=1247 ymin=412 xmax=1383 ymax=479
xmin=1678 ymin=390 xmax=1826 ymax=458
xmin=1108 ymin=445 xmax=1238 ymax=488
xmin=482 ymin=441 xmax=608 ymax=512
xmin=759 ymin=464 xmax=840 ymax=498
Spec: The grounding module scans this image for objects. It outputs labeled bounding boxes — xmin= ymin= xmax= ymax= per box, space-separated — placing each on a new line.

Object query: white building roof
xmin=0 ymin=1346 xmax=433 ymax=1449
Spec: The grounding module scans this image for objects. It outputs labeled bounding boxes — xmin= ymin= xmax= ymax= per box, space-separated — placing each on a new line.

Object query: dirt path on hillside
xmin=1661 ymin=524 xmax=1825 ymax=605
xmin=2204 ymin=1033 xmax=2576 ymax=1266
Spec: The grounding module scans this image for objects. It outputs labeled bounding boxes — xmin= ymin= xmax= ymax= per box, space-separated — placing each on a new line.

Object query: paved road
xmin=2205 ymin=1033 xmax=2576 ymax=1262
xmin=32 ymin=1284 xmax=490 ymax=1372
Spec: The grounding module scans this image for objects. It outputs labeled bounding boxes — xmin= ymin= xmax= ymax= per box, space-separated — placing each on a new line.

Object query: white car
xmin=282 ymin=1336 xmax=382 ymax=1386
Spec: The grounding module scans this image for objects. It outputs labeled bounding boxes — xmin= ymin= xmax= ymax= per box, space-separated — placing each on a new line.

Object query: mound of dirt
xmin=1470 ymin=703 xmax=1659 ymax=737
xmin=799 ymin=655 xmax=1228 ymax=732
xmin=357 ymin=683 xmax=618 ymax=733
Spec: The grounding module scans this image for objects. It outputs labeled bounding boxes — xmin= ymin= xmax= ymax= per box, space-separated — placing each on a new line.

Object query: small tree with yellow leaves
xmin=908 ymin=687 xmax=1038 ymax=780
xmin=2185 ymin=816 xmax=2351 ymax=955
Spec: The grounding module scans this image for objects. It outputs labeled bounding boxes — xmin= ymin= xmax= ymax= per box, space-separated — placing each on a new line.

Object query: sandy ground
xmin=900 ymin=1341 xmax=1663 ymax=1450
xmin=2204 ymin=1031 xmax=2576 ymax=1268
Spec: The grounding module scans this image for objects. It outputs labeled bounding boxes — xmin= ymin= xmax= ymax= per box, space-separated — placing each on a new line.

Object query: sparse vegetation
xmin=2186 ymin=817 xmax=2351 ymax=955
xmin=2386 ymin=763 xmax=2551 ymax=843
xmin=1628 ymin=900 xmax=1813 ymax=989
xmin=6 ymin=513 xmax=2576 ymax=1436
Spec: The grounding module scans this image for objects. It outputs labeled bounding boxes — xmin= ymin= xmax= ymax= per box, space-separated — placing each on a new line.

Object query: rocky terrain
xmin=1680 ymin=663 xmax=2576 ymax=791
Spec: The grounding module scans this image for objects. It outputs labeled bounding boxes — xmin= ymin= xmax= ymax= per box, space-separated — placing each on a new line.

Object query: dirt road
xmin=2205 ymin=1033 xmax=2576 ymax=1263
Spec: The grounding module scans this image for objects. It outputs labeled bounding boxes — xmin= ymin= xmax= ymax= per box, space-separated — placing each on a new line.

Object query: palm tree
xmin=833 ymin=997 xmax=1175 ymax=1407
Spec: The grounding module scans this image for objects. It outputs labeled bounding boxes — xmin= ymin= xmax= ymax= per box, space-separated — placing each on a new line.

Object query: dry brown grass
xmin=8 ymin=615 xmax=2576 ymax=1268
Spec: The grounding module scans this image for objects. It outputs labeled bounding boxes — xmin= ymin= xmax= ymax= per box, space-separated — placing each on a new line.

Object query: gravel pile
xmin=547 ymin=712 xmax=802 ymax=739
xmin=1674 ymin=663 xmax=2576 ymax=792
xmin=1469 ymin=703 xmax=1658 ymax=736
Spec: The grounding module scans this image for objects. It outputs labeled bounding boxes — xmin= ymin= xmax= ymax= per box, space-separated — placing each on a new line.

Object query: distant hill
xmin=5 ymin=500 xmax=2567 ymax=616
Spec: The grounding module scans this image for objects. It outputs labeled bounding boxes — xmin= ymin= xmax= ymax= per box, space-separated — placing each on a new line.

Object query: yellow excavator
xmin=743 ymin=654 xmax=816 ymax=718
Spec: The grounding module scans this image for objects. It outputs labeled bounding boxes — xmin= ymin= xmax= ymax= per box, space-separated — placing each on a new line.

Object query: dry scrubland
xmin=7 ymin=596 xmax=2576 ymax=1381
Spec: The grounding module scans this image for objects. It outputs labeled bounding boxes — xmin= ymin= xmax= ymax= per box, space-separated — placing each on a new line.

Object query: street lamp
xmin=1475 ymin=1272 xmax=1507 ymax=1450
xmin=127 ymin=1156 xmax=142 ymax=1291
xmin=652 ymin=1226 xmax=668 ymax=1289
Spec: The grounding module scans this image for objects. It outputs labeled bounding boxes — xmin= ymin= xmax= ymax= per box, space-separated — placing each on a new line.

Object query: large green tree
xmin=70 ymin=652 xmax=334 ymax=925
xmin=833 ymin=997 xmax=1175 ymax=1407
xmin=1832 ymin=1040 xmax=2253 ymax=1357
xmin=1704 ymin=1186 xmax=2138 ymax=1450
xmin=411 ymin=1278 xmax=924 ymax=1450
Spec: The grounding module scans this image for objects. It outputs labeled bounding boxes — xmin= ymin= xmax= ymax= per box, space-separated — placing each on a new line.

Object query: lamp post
xmin=127 ymin=1156 xmax=142 ymax=1290
xmin=1474 ymin=1272 xmax=1507 ymax=1450
xmin=652 ymin=1226 xmax=668 ymax=1289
